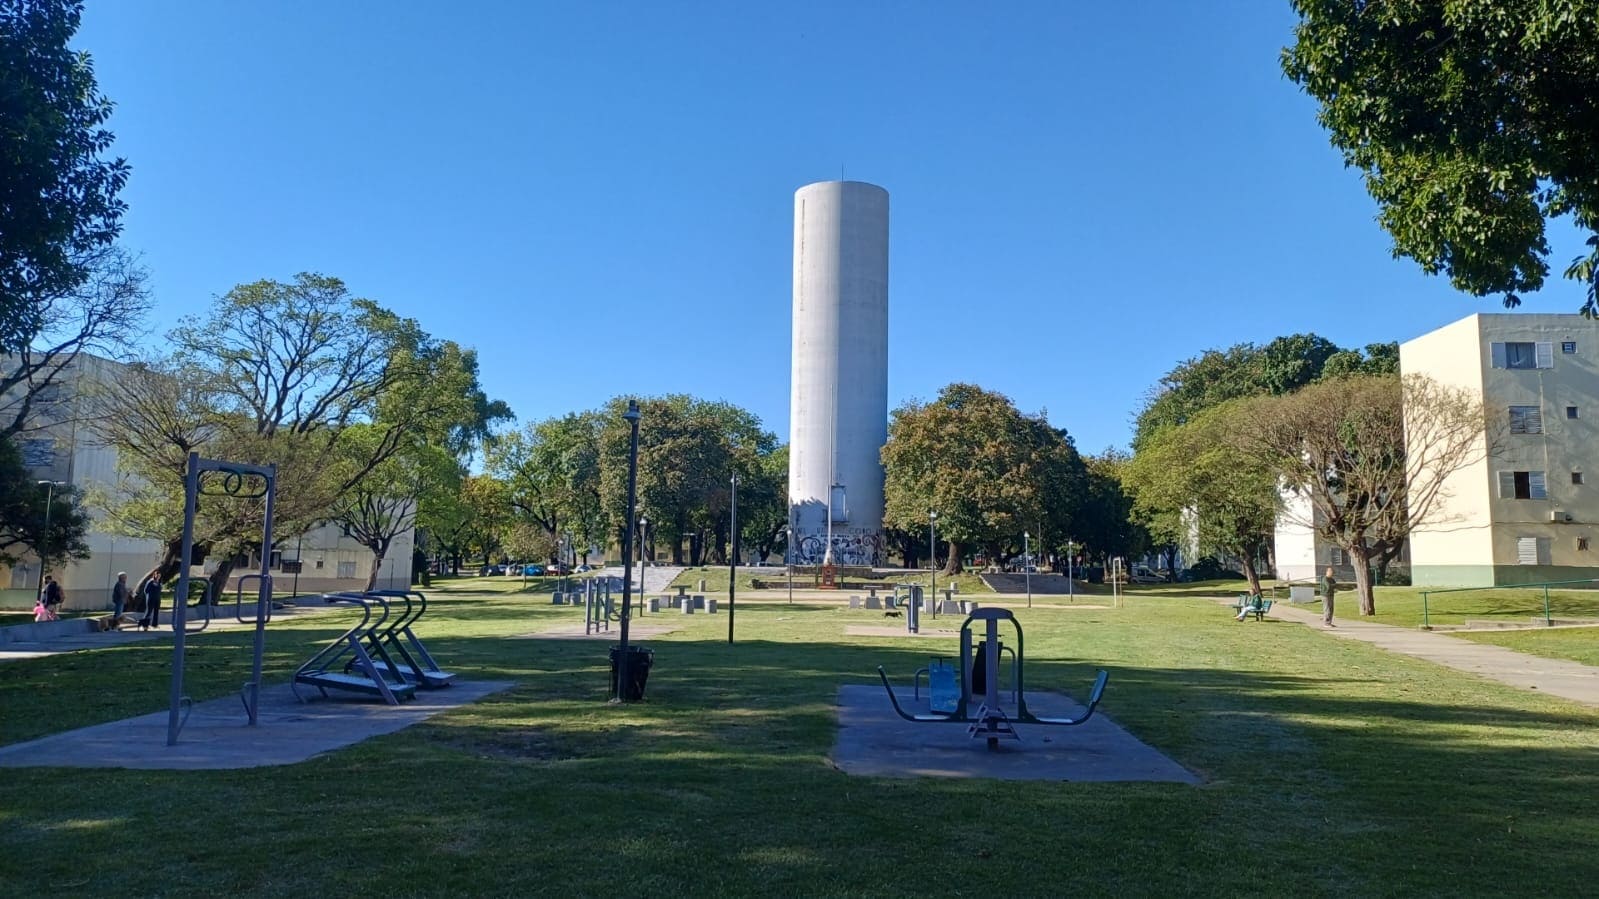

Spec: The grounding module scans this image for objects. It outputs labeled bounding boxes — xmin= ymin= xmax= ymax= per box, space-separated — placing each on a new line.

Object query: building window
xmin=1499 ymin=470 xmax=1548 ymax=500
xmin=1569 ymin=406 xmax=1580 ymax=419
xmin=1579 ymin=537 xmax=1590 ymax=552
xmin=1575 ymin=472 xmax=1585 ymax=486
xmin=1492 ymin=341 xmax=1553 ymax=369
xmin=1509 ymin=405 xmax=1543 ymax=434
xmin=1329 ymin=547 xmax=1344 ymax=565
xmin=337 ymin=560 xmax=357 ymax=579
xmin=1563 ymin=341 xmax=1577 ymax=354
xmin=1516 ymin=536 xmax=1551 ymax=565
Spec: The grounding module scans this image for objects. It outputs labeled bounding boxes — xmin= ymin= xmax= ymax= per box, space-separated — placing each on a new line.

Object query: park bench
xmin=1232 ymin=594 xmax=1272 ymax=622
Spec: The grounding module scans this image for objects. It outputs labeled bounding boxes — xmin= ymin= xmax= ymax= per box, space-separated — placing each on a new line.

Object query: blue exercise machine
xmin=877 ymin=606 xmax=1109 ymax=750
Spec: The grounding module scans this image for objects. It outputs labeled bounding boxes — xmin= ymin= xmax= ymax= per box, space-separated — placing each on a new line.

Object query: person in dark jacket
xmin=139 ymin=577 xmax=162 ymax=631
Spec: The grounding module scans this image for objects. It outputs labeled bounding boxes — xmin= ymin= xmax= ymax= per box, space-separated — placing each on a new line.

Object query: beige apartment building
xmin=1402 ymin=313 xmax=1599 ymax=587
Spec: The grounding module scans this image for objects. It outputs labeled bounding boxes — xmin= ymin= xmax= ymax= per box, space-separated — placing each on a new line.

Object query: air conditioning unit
xmin=1550 ymin=510 xmax=1575 ymax=523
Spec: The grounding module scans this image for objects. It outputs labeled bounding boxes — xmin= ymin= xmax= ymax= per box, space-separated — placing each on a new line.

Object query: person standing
xmin=1320 ymin=566 xmax=1337 ymax=628
xmin=110 ymin=572 xmax=129 ymax=628
xmin=139 ymin=576 xmax=161 ymax=632
xmin=42 ymin=575 xmax=64 ymax=616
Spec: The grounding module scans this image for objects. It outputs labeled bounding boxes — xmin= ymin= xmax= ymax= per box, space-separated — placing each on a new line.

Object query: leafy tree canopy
xmin=1285 ymin=0 xmax=1599 ymax=312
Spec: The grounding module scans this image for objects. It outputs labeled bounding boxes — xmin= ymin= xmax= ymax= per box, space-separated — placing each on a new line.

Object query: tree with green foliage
xmin=330 ymin=429 xmax=463 ymax=590
xmin=1124 ymin=402 xmax=1279 ymax=594
xmin=882 ymin=384 xmax=1086 ymax=576
xmin=0 ymin=436 xmax=88 ymax=568
xmin=0 ymin=0 xmax=129 ymax=351
xmin=1285 ymin=1 xmax=1599 ymax=313
xmin=488 ymin=411 xmax=605 ymax=562
xmin=1075 ymin=449 xmax=1149 ymax=568
xmin=597 ymin=395 xmax=776 ymax=565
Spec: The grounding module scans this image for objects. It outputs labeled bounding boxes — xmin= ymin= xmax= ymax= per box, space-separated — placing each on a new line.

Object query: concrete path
xmin=0 ymin=680 xmax=513 ymax=770
xmin=1261 ymin=600 xmax=1599 ymax=708
xmin=596 ymin=565 xmax=686 ymax=594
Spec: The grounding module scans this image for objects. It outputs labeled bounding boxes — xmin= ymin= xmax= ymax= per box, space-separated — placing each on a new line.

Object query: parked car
xmin=548 ymin=563 xmax=571 ymax=576
xmin=479 ymin=564 xmax=506 ymax=577
xmin=1128 ymin=566 xmax=1168 ymax=584
xmin=574 ymin=564 xmax=594 ymax=573
xmin=523 ymin=564 xmax=545 ymax=576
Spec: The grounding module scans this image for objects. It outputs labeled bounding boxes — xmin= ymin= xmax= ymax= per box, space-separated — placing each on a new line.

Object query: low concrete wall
xmin=0 ymin=616 xmax=100 ymax=646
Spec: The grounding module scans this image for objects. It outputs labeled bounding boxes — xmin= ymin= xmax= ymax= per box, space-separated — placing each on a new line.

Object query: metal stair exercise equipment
xmin=365 ymin=589 xmax=455 ymax=688
xmin=877 ymin=606 xmax=1109 ymax=750
xmin=291 ymin=592 xmax=417 ymax=705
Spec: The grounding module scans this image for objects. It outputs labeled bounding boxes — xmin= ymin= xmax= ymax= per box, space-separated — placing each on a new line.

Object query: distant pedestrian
xmin=1320 ymin=566 xmax=1337 ymax=628
xmin=139 ymin=577 xmax=162 ymax=632
xmin=110 ymin=572 xmax=129 ymax=627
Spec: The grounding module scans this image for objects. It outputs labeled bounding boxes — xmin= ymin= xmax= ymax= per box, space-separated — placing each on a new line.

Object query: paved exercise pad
xmin=0 ymin=680 xmax=513 ymax=770
xmin=830 ymin=685 xmax=1199 ymax=783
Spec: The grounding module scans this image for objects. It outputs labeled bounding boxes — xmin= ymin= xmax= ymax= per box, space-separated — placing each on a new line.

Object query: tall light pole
xmin=1024 ymin=530 xmax=1032 ymax=608
xmin=1066 ymin=538 xmax=1075 ymax=603
xmin=615 ymin=401 xmax=642 ymax=702
xmin=929 ymin=510 xmax=938 ymax=617
xmin=37 ymin=480 xmax=64 ymax=594
xmin=638 ymin=516 xmax=649 ymax=593
xmin=783 ymin=524 xmax=793 ymax=604
xmin=727 ymin=471 xmax=738 ymax=644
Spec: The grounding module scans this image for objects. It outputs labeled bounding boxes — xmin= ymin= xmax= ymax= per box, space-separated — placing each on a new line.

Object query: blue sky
xmin=76 ymin=2 xmax=1590 ymax=454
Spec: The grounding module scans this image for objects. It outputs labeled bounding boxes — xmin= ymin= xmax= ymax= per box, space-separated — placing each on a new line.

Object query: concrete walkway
xmin=596 ymin=565 xmax=686 ymax=594
xmin=1261 ymin=599 xmax=1599 ymax=708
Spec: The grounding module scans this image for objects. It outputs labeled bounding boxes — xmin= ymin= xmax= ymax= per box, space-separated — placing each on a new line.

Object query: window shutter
xmin=1526 ymin=407 xmax=1543 ymax=434
xmin=1537 ymin=342 xmax=1555 ymax=368
xmin=1529 ymin=471 xmax=1548 ymax=499
xmin=1517 ymin=537 xmax=1539 ymax=564
xmin=1491 ymin=343 xmax=1507 ymax=368
xmin=1539 ymin=537 xmax=1552 ymax=564
xmin=1498 ymin=471 xmax=1515 ymax=498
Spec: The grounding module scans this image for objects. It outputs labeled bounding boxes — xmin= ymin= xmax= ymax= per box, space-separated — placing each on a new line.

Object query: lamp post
xmin=1024 ymin=530 xmax=1032 ymax=608
xmin=783 ymin=524 xmax=793 ymax=604
xmin=1066 ymin=538 xmax=1075 ymax=602
xmin=929 ymin=510 xmax=939 ymax=617
xmin=728 ymin=471 xmax=738 ymax=644
xmin=615 ymin=400 xmax=642 ymax=702
xmin=638 ymin=516 xmax=649 ymax=593
xmin=37 ymin=480 xmax=63 ymax=594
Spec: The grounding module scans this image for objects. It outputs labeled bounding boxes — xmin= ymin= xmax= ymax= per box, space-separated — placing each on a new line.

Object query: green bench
xmin=1232 ymin=594 xmax=1273 ymax=622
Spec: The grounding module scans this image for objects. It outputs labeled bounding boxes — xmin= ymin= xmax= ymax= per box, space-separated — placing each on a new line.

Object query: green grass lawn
xmin=669 ymin=565 xmax=994 ymax=597
xmin=1457 ymin=626 xmax=1599 ymax=667
xmin=4 ymin=584 xmax=1599 ymax=895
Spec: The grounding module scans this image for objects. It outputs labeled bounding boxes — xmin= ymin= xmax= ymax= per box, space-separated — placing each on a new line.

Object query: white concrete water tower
xmin=788 ymin=181 xmax=889 ymax=566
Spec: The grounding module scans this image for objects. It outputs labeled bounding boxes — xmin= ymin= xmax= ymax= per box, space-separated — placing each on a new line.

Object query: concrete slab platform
xmin=0 ymin=680 xmax=513 ymax=770
xmin=831 ymin=684 xmax=1199 ymax=783
xmin=522 ymin=623 xmax=679 ymax=640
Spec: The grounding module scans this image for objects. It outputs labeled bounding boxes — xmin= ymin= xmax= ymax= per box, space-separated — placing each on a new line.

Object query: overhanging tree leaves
xmin=1285 ymin=1 xmax=1599 ymax=312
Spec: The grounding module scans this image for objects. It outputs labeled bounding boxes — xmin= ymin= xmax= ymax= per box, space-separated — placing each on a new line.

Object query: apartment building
xmin=1401 ymin=313 xmax=1599 ymax=587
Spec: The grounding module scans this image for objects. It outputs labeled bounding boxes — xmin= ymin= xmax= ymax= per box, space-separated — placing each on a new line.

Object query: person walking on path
xmin=110 ymin=572 xmax=129 ymax=628
xmin=1320 ymin=566 xmax=1337 ymax=628
xmin=138 ymin=576 xmax=161 ymax=632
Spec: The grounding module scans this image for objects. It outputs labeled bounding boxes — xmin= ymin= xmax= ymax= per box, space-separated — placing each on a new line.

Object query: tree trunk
xmin=941 ymin=539 xmax=963 ymax=576
xmin=365 ymin=549 xmax=386 ymax=592
xmin=207 ymin=558 xmax=237 ymax=606
xmin=1348 ymin=542 xmax=1376 ymax=615
xmin=1240 ymin=557 xmax=1263 ymax=596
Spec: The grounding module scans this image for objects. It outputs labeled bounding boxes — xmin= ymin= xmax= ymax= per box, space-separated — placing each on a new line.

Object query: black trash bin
xmin=609 ymin=645 xmax=654 ymax=700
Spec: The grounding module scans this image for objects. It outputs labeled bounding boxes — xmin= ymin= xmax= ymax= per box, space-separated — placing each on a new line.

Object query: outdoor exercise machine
xmin=876 ymin=607 xmax=1110 ymax=750
xmin=367 ymin=589 xmax=455 ymax=688
xmin=166 ymin=453 xmax=277 ymax=746
xmin=291 ymin=592 xmax=417 ymax=705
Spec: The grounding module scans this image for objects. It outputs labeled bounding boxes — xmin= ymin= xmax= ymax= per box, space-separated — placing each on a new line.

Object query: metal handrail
xmin=1419 ymin=578 xmax=1599 ymax=628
